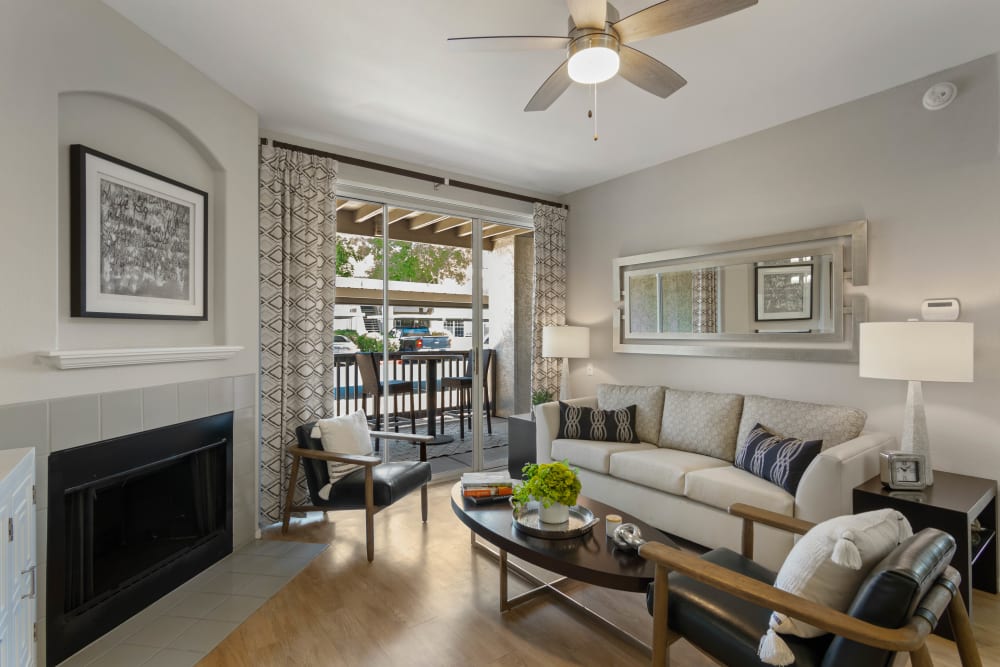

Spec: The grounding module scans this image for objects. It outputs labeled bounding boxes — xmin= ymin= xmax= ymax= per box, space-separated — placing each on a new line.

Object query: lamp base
xmin=901 ymin=380 xmax=934 ymax=485
xmin=559 ymin=357 xmax=570 ymax=401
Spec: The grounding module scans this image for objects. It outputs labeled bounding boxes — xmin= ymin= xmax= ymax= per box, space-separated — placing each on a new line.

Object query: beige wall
xmin=565 ymin=54 xmax=1000 ymax=482
xmin=0 ymin=0 xmax=259 ymax=405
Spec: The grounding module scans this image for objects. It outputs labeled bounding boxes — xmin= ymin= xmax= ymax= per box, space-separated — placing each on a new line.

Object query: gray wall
xmin=0 ymin=4 xmax=260 ymax=661
xmin=566 ymin=54 xmax=1000 ymax=483
xmin=0 ymin=0 xmax=259 ymax=404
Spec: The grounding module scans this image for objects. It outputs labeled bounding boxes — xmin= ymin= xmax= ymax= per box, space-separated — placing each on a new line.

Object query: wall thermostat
xmin=921 ymin=298 xmax=960 ymax=321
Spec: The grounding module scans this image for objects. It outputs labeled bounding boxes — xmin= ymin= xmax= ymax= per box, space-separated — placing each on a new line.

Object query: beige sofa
xmin=535 ymin=385 xmax=893 ymax=569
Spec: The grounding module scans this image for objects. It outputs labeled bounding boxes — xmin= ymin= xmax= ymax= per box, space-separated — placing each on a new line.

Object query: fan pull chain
xmin=586 ymin=85 xmax=599 ymax=141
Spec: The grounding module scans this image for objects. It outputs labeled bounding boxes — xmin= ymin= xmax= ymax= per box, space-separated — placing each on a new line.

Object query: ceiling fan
xmin=449 ymin=0 xmax=757 ymax=111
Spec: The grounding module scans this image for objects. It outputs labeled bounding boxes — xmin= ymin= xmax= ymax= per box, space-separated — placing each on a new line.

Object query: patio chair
xmin=281 ymin=422 xmax=432 ymax=562
xmin=639 ymin=503 xmax=983 ymax=667
xmin=355 ymin=352 xmax=416 ymax=440
xmin=440 ymin=348 xmax=493 ymax=440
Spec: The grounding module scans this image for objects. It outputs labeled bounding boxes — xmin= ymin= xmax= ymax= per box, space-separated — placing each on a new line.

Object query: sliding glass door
xmin=333 ymin=190 xmax=532 ymax=476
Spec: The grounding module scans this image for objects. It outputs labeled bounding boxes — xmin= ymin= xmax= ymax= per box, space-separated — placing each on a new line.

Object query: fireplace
xmin=47 ymin=413 xmax=233 ymax=665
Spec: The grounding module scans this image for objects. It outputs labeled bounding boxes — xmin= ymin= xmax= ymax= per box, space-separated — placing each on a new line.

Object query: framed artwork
xmin=70 ymin=144 xmax=208 ymax=320
xmin=755 ymin=264 xmax=813 ymax=321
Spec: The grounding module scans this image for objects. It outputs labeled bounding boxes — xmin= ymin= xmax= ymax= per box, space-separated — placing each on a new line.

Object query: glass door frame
xmin=335 ymin=183 xmax=533 ymax=474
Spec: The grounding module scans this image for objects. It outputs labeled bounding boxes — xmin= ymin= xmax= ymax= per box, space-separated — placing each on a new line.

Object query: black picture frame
xmin=754 ymin=264 xmax=813 ymax=322
xmin=70 ymin=144 xmax=208 ymax=320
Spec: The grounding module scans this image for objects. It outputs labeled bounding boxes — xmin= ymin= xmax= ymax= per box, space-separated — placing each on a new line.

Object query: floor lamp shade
xmin=859 ymin=321 xmax=974 ymax=485
xmin=542 ymin=326 xmax=590 ymax=400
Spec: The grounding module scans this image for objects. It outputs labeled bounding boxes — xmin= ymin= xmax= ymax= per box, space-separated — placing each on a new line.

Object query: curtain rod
xmin=260 ymin=137 xmax=567 ymax=211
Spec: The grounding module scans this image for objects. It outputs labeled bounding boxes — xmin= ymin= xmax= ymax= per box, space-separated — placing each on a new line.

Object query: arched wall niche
xmin=56 ymin=91 xmax=228 ymax=349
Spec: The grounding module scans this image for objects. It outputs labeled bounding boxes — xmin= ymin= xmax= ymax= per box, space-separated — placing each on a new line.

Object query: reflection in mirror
xmin=626 ymin=253 xmax=835 ymax=338
xmin=613 ymin=220 xmax=868 ymax=362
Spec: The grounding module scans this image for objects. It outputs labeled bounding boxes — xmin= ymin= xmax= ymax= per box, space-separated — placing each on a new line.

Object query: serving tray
xmin=512 ymin=503 xmax=598 ymax=539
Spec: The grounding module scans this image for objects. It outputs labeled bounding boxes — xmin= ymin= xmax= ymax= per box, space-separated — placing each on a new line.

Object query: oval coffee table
xmin=450 ymin=482 xmax=677 ymax=654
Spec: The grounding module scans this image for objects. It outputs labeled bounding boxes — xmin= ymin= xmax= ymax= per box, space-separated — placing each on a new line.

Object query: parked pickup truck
xmin=397 ymin=327 xmax=451 ymax=352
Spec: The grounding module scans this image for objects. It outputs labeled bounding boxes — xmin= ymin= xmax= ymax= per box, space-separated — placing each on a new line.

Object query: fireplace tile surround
xmin=0 ymin=373 xmax=257 ymax=667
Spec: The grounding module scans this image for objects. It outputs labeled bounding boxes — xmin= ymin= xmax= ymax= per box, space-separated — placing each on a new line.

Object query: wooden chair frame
xmin=638 ymin=503 xmax=983 ymax=667
xmin=280 ymin=430 xmax=433 ymax=562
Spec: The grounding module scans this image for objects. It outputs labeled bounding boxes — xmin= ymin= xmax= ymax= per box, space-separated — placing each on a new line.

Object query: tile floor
xmin=57 ymin=540 xmax=327 ymax=667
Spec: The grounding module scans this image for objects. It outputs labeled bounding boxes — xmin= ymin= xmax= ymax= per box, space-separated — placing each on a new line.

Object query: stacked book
xmin=461 ymin=472 xmax=515 ymax=504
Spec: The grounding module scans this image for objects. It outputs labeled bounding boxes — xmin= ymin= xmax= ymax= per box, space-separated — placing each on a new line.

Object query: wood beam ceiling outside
xmin=353 ymin=204 xmax=382 ymax=223
xmin=334 ymin=199 xmax=532 ymax=250
xmin=432 ymin=217 xmax=469 ymax=233
xmin=408 ymin=213 xmax=448 ymax=230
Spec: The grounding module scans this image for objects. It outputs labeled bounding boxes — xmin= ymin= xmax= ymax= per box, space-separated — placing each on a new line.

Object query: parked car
xmin=333 ymin=334 xmax=359 ymax=354
xmin=396 ymin=327 xmax=450 ymax=352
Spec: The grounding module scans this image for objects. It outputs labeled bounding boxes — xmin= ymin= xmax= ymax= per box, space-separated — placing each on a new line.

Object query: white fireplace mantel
xmin=37 ymin=345 xmax=243 ymax=370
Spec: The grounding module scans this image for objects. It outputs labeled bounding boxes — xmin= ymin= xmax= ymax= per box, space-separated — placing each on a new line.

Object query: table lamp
xmin=859 ymin=321 xmax=974 ymax=485
xmin=542 ymin=325 xmax=590 ymax=400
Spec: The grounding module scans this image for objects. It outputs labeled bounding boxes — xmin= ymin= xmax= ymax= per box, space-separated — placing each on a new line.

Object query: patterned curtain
xmin=691 ymin=268 xmax=719 ymax=334
xmin=531 ymin=203 xmax=568 ymax=398
xmin=258 ymin=146 xmax=337 ymax=526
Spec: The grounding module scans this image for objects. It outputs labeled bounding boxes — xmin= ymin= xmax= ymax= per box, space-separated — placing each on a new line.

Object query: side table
xmin=507 ymin=412 xmax=536 ymax=478
xmin=853 ymin=470 xmax=997 ymax=637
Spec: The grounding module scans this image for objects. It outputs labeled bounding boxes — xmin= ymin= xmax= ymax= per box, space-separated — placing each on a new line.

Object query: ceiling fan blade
xmin=613 ymin=0 xmax=757 ymax=44
xmin=524 ymin=61 xmax=572 ymax=112
xmin=618 ymin=46 xmax=687 ymax=98
xmin=447 ymin=36 xmax=570 ymax=51
xmin=567 ymin=0 xmax=607 ymax=29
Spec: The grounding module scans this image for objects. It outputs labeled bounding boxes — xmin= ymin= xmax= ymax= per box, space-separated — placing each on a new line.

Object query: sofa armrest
xmin=794 ymin=431 xmax=894 ymax=523
xmin=535 ymin=396 xmax=597 ymax=464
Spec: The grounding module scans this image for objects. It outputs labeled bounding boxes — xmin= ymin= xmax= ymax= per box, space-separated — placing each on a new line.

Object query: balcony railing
xmin=332 ymin=351 xmax=496 ymax=421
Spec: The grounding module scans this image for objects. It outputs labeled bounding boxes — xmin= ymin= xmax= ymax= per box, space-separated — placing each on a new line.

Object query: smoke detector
xmin=922 ymin=82 xmax=957 ymax=111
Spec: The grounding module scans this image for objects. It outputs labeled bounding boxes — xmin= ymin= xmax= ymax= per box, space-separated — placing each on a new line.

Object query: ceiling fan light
xmin=568 ymin=46 xmax=620 ymax=84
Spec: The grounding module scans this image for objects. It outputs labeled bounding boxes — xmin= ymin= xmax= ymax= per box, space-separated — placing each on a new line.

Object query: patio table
xmin=401 ymin=353 xmax=465 ymax=445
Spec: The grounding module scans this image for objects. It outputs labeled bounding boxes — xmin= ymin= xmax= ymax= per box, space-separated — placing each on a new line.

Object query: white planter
xmin=538 ymin=501 xmax=569 ymax=524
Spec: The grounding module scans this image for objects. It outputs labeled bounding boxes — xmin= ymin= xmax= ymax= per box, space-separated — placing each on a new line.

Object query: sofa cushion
xmin=597 ymin=384 xmax=665 ymax=445
xmin=658 ymin=389 xmax=744 ymax=461
xmin=551 ymin=438 xmax=657 ymax=474
xmin=684 ymin=466 xmax=794 ymax=516
xmin=609 ymin=448 xmax=729 ymax=495
xmin=557 ymin=402 xmax=640 ymax=443
xmin=735 ymin=423 xmax=823 ymax=495
xmin=735 ymin=395 xmax=866 ymax=461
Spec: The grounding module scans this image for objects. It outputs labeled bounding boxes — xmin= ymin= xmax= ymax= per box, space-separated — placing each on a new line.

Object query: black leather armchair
xmin=639 ymin=503 xmax=983 ymax=667
xmin=280 ymin=422 xmax=432 ymax=562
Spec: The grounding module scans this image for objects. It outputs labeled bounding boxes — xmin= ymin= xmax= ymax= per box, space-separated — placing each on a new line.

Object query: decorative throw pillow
xmin=735 ymin=395 xmax=867 ymax=461
xmin=657 ymin=389 xmax=743 ymax=461
xmin=597 ymin=384 xmax=665 ymax=444
xmin=315 ymin=410 xmax=373 ymax=484
xmin=735 ymin=423 xmax=822 ymax=495
xmin=557 ymin=402 xmax=640 ymax=444
xmin=757 ymin=508 xmax=913 ymax=666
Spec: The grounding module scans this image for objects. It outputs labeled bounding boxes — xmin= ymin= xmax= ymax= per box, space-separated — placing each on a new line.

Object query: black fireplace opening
xmin=48 ymin=413 xmax=233 ymax=666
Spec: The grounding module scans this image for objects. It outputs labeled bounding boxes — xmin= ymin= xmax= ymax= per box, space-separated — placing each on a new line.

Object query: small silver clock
xmin=879 ymin=451 xmax=928 ymax=490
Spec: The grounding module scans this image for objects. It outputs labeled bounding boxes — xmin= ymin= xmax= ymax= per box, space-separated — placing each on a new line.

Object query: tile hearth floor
xmin=58 ymin=540 xmax=327 ymax=667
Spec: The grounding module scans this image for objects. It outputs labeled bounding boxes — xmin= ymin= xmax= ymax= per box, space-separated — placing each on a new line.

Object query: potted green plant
xmin=531 ymin=389 xmax=554 ymax=421
xmin=512 ymin=460 xmax=581 ymax=524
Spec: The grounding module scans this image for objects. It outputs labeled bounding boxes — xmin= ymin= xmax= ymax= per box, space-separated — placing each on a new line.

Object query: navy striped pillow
xmin=557 ymin=402 xmax=640 ymax=443
xmin=735 ymin=423 xmax=822 ymax=495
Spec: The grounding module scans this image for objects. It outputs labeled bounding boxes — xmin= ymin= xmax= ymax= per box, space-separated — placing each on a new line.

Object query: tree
xmin=336 ymin=234 xmax=471 ymax=284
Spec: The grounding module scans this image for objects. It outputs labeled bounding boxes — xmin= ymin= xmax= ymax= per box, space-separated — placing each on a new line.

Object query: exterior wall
xmin=565 ymin=55 xmax=1000 ymax=487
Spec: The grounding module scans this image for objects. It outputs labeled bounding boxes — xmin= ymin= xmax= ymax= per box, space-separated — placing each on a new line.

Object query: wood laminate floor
xmin=200 ymin=482 xmax=999 ymax=666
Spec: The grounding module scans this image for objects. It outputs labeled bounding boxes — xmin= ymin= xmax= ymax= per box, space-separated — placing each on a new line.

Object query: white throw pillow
xmin=758 ymin=508 xmax=913 ymax=665
xmin=315 ymin=410 xmax=373 ymax=487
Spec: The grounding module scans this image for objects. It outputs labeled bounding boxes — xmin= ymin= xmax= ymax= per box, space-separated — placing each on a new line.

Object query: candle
xmin=606 ymin=514 xmax=622 ymax=538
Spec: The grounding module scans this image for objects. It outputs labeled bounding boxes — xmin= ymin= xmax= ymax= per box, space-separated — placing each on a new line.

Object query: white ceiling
xmin=104 ymin=0 xmax=1000 ymax=196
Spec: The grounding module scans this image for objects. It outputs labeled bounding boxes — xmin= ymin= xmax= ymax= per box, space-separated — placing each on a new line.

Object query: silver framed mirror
xmin=613 ymin=220 xmax=869 ymax=362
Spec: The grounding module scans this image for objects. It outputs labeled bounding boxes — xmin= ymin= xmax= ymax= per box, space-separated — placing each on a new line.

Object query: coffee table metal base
xmin=470 ymin=532 xmax=651 ymax=656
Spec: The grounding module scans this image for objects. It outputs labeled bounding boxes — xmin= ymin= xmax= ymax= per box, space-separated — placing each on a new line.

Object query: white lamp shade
xmin=859 ymin=322 xmax=973 ymax=382
xmin=542 ymin=326 xmax=590 ymax=359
